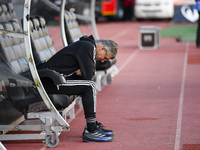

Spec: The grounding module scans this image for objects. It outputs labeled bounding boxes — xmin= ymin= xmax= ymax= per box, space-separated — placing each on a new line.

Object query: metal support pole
xmin=60 ymin=0 xmax=68 ymax=47
xmin=23 ymin=0 xmax=69 ymax=128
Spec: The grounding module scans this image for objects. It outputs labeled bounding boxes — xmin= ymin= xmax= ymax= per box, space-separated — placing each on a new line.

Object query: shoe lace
xmin=95 ymin=128 xmax=105 ymax=136
xmin=96 ymin=121 xmax=106 ymax=129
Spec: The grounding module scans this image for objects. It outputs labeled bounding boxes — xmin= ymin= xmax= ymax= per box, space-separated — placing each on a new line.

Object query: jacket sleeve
xmin=76 ymin=43 xmax=95 ymax=80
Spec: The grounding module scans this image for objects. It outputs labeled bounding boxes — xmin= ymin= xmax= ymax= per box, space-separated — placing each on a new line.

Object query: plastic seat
xmin=7 ymin=3 xmax=18 ymax=21
xmin=64 ymin=12 xmax=82 ymax=44
xmin=30 ymin=17 xmax=56 ymax=64
xmin=1 ymin=4 xmax=11 ymax=22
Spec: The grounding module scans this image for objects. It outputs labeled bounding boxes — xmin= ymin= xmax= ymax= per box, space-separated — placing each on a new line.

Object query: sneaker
xmin=84 ymin=124 xmax=114 ymax=136
xmin=96 ymin=121 xmax=114 ymax=135
xmin=82 ymin=126 xmax=114 ymax=142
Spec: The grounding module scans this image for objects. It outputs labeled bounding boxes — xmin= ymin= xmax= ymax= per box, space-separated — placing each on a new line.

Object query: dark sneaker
xmin=96 ymin=121 xmax=114 ymax=135
xmin=82 ymin=126 xmax=114 ymax=142
xmin=85 ymin=121 xmax=114 ymax=136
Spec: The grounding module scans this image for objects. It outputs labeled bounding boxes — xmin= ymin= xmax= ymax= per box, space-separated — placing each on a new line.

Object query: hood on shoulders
xmin=80 ymin=35 xmax=96 ymax=47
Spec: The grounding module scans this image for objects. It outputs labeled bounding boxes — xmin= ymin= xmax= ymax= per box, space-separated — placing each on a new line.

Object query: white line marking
xmin=110 ymin=26 xmax=132 ymax=40
xmin=119 ymin=50 xmax=139 ymax=72
xmin=174 ymin=42 xmax=189 ymax=150
xmin=40 ymin=145 xmax=47 ymax=150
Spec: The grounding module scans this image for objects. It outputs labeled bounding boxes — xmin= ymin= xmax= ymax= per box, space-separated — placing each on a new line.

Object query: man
xmin=194 ymin=0 xmax=200 ymax=47
xmin=44 ymin=35 xmax=118 ymax=142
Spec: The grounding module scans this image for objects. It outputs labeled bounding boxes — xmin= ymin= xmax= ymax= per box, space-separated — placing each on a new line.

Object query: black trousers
xmin=44 ymin=79 xmax=97 ymax=119
xmin=196 ymin=11 xmax=200 ymax=47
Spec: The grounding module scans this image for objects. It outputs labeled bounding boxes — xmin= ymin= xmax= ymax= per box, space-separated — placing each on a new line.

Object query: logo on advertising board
xmin=181 ymin=5 xmax=199 ymax=22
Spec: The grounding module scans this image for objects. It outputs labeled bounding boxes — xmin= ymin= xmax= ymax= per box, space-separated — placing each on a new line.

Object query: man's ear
xmin=108 ymin=54 xmax=113 ymax=59
xmin=102 ymin=46 xmax=107 ymax=51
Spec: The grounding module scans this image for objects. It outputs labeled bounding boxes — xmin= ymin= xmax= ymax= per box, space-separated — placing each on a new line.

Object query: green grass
xmin=161 ymin=25 xmax=197 ymax=42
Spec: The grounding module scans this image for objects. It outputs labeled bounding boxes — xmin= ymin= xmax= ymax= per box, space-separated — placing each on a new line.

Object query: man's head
xmin=95 ymin=39 xmax=118 ymax=62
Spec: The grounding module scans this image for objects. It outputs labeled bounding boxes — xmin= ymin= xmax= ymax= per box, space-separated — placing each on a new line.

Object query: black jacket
xmin=46 ymin=35 xmax=96 ymax=80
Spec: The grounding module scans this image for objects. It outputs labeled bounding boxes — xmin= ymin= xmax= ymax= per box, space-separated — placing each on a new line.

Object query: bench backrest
xmin=0 ymin=21 xmax=29 ymax=74
xmin=30 ymin=16 xmax=56 ymax=64
xmin=64 ymin=11 xmax=82 ymax=44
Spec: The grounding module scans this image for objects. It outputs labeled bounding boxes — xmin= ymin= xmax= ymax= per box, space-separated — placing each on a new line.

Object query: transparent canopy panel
xmin=0 ymin=0 xmax=40 ymax=125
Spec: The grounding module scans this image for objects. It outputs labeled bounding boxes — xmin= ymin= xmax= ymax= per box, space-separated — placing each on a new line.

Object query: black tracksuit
xmin=45 ymin=35 xmax=97 ymax=119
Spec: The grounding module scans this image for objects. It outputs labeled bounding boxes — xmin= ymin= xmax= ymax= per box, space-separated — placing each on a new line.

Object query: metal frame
xmin=59 ymin=0 xmax=99 ymax=45
xmin=75 ymin=0 xmax=99 ymax=40
xmin=22 ymin=0 xmax=70 ymax=130
xmin=42 ymin=0 xmax=99 ymax=40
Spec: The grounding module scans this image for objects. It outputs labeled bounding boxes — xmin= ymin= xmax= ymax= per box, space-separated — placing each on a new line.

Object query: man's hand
xmin=75 ymin=69 xmax=82 ymax=76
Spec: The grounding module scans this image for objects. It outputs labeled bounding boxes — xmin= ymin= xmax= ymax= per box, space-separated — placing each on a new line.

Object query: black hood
xmin=80 ymin=35 xmax=96 ymax=47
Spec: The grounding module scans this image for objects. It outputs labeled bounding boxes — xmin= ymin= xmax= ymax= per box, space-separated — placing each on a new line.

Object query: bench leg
xmin=67 ymin=106 xmax=75 ymax=119
xmin=96 ymin=71 xmax=105 ymax=92
xmin=101 ymin=74 xmax=107 ymax=86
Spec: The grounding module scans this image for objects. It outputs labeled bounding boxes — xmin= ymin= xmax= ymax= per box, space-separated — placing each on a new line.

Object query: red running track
xmin=3 ymin=21 xmax=200 ymax=150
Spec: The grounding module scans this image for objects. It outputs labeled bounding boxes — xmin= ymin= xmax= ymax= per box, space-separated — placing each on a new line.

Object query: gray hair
xmin=96 ymin=39 xmax=118 ymax=59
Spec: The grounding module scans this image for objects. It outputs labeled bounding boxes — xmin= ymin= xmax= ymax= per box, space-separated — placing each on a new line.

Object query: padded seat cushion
xmin=49 ymin=94 xmax=69 ymax=110
xmin=96 ymin=59 xmax=116 ymax=70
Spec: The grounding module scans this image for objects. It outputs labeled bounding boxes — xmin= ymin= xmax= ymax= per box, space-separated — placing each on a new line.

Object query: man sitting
xmin=43 ymin=35 xmax=118 ymax=142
